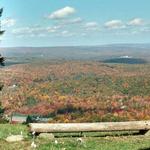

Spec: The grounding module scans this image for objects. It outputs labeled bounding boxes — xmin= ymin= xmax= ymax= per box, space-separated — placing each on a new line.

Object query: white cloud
xmin=128 ymin=18 xmax=144 ymax=26
xmin=12 ymin=25 xmax=60 ymax=38
xmin=48 ymin=6 xmax=76 ymax=19
xmin=57 ymin=17 xmax=83 ymax=27
xmin=85 ymin=22 xmax=98 ymax=28
xmin=104 ymin=20 xmax=125 ymax=29
xmin=2 ymin=18 xmax=16 ymax=27
xmin=84 ymin=22 xmax=100 ymax=31
xmin=12 ymin=27 xmax=44 ymax=34
xmin=59 ymin=30 xmax=75 ymax=37
xmin=69 ymin=17 xmax=82 ymax=24
xmin=46 ymin=27 xmax=57 ymax=33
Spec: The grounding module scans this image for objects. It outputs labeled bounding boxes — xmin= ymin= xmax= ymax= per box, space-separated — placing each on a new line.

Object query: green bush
xmin=25 ymin=96 xmax=38 ymax=107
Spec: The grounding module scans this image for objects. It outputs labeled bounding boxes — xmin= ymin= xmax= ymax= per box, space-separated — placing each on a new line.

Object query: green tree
xmin=0 ymin=8 xmax=5 ymax=66
xmin=0 ymin=8 xmax=4 ymax=91
xmin=0 ymin=8 xmax=5 ymax=121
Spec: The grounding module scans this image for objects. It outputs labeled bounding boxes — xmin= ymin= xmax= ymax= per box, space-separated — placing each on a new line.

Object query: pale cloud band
xmin=5 ymin=5 xmax=148 ymax=39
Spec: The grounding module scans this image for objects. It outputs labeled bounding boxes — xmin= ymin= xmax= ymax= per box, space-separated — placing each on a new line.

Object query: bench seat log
xmin=29 ymin=121 xmax=150 ymax=133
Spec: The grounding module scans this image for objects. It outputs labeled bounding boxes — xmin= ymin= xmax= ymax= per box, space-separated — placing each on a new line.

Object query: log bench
xmin=29 ymin=121 xmax=150 ymax=135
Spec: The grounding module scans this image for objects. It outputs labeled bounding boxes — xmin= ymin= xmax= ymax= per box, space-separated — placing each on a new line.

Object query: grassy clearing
xmin=0 ymin=124 xmax=150 ymax=150
xmin=0 ymin=124 xmax=28 ymax=139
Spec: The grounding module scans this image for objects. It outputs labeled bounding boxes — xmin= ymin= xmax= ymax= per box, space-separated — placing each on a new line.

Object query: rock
xmin=38 ymin=133 xmax=55 ymax=140
xmin=77 ymin=138 xmax=84 ymax=144
xmin=31 ymin=141 xmax=37 ymax=148
xmin=6 ymin=135 xmax=24 ymax=142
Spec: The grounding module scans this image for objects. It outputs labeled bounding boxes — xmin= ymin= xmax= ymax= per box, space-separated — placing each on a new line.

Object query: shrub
xmin=25 ymin=97 xmax=39 ymax=107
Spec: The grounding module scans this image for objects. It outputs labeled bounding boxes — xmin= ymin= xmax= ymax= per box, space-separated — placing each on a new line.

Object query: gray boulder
xmin=6 ymin=135 xmax=24 ymax=142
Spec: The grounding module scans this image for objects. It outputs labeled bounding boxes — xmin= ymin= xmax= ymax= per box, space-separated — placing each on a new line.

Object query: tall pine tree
xmin=0 ymin=8 xmax=5 ymax=66
xmin=0 ymin=8 xmax=4 ymax=91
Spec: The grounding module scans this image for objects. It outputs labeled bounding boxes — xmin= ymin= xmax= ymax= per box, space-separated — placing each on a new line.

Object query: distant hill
xmin=0 ymin=43 xmax=150 ymax=63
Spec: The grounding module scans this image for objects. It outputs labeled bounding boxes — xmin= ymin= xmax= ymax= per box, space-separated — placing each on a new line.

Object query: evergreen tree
xmin=0 ymin=8 xmax=5 ymax=66
xmin=0 ymin=8 xmax=4 ymax=91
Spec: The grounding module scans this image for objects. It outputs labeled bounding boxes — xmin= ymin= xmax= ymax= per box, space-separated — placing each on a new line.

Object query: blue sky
xmin=0 ymin=0 xmax=150 ymax=47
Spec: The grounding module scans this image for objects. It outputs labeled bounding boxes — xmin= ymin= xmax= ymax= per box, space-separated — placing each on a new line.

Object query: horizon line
xmin=1 ymin=42 xmax=150 ymax=48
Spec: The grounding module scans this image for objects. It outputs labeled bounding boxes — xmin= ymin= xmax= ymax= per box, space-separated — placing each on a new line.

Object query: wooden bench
xmin=29 ymin=121 xmax=150 ymax=135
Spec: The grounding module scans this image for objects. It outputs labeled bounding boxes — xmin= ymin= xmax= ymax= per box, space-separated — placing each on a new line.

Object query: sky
xmin=0 ymin=0 xmax=150 ymax=47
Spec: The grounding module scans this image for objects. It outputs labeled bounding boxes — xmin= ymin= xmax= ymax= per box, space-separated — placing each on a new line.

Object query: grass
xmin=1 ymin=135 xmax=150 ymax=150
xmin=0 ymin=124 xmax=28 ymax=139
xmin=0 ymin=124 xmax=150 ymax=150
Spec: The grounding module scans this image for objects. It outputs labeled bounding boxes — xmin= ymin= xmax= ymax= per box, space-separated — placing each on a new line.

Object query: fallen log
xmin=29 ymin=121 xmax=150 ymax=133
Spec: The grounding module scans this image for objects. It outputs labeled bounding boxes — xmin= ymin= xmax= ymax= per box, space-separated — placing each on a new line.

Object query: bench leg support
xmin=142 ymin=130 xmax=150 ymax=136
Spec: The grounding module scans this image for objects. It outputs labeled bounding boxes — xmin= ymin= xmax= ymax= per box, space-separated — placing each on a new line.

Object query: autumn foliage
xmin=0 ymin=61 xmax=150 ymax=122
